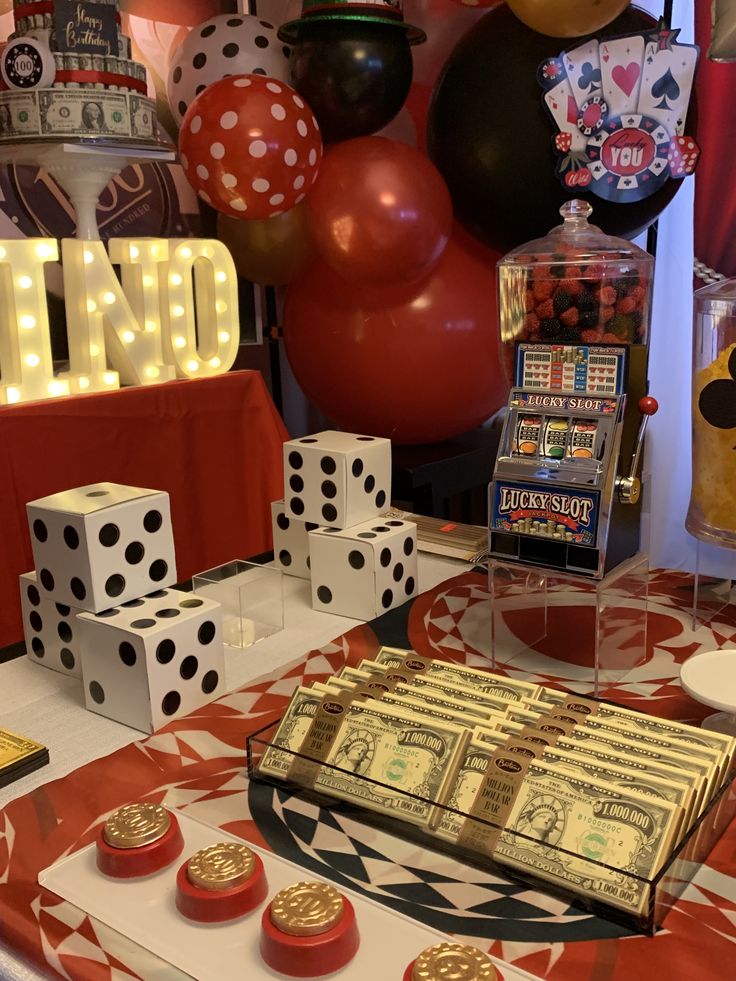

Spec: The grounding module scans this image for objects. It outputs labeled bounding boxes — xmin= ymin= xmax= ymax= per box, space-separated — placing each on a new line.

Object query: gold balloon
xmin=506 ymin=0 xmax=631 ymax=38
xmin=217 ymin=204 xmax=314 ymax=286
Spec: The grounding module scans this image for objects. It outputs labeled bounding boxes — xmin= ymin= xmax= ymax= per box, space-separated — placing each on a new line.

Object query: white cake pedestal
xmin=1 ymin=141 xmax=175 ymax=239
xmin=680 ymin=648 xmax=736 ymax=734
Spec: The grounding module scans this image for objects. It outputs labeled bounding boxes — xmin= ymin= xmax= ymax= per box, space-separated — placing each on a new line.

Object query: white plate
xmin=39 ymin=810 xmax=540 ymax=981
xmin=680 ymin=648 xmax=736 ymax=713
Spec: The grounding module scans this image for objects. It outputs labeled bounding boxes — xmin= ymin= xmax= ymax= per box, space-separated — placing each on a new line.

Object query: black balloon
xmin=427 ymin=6 xmax=693 ymax=252
xmin=289 ymin=21 xmax=412 ymax=143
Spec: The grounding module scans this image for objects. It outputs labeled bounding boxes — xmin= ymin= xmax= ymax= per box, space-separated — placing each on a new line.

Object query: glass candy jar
xmin=686 ymin=278 xmax=736 ymax=548
xmin=497 ymin=200 xmax=654 ymax=379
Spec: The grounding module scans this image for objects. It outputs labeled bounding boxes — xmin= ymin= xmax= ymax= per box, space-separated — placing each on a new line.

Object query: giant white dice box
xmin=26 ymin=482 xmax=176 ymax=613
xmin=19 ymin=571 xmax=83 ymax=677
xmin=309 ymin=518 xmax=418 ymax=620
xmin=77 ymin=587 xmax=225 ymax=733
xmin=270 ymin=499 xmax=317 ymax=579
xmin=283 ymin=431 xmax=391 ymax=529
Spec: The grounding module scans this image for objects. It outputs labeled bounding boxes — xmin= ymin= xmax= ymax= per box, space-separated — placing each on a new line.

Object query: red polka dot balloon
xmin=179 ymin=74 xmax=323 ymax=220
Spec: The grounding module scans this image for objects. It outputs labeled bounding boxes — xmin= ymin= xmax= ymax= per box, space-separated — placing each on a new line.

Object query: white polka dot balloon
xmin=167 ymin=14 xmax=291 ymax=126
xmin=179 ymin=74 xmax=323 ymax=220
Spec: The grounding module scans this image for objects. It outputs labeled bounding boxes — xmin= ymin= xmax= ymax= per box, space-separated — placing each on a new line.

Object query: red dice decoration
xmin=668 ymin=135 xmax=700 ymax=178
xmin=179 ymin=74 xmax=323 ymax=220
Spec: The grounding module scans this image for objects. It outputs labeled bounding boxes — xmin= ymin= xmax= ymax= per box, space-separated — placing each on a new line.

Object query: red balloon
xmin=306 ymin=136 xmax=453 ymax=287
xmin=179 ymin=75 xmax=323 ymax=220
xmin=284 ymin=229 xmax=508 ymax=444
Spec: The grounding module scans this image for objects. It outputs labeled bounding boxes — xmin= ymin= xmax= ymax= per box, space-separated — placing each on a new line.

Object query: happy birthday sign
xmin=0 ymin=237 xmax=240 ymax=406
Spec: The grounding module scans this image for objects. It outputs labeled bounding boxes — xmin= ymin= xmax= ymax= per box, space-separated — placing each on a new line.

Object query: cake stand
xmin=680 ymin=648 xmax=736 ymax=734
xmin=1 ymin=141 xmax=175 ymax=239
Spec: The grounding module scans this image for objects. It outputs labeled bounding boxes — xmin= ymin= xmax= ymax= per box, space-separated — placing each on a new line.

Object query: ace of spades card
xmin=638 ymin=37 xmax=699 ymax=134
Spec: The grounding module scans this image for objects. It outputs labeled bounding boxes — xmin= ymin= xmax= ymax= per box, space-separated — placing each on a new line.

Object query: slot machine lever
xmin=616 ymin=396 xmax=659 ymax=505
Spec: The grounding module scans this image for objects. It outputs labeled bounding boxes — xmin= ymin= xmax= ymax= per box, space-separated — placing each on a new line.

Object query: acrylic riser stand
xmin=691 ymin=539 xmax=736 ymax=629
xmin=489 ymin=552 xmax=649 ymax=696
xmin=193 ymin=560 xmax=285 ymax=649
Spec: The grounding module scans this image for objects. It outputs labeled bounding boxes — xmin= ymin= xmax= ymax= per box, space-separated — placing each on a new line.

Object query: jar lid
xmin=500 ymin=200 xmax=653 ymax=268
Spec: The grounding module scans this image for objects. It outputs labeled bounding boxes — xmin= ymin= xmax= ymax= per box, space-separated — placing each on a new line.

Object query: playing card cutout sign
xmin=539 ymin=25 xmax=700 ymax=203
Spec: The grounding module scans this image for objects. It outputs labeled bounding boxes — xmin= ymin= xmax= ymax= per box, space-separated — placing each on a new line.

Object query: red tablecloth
xmin=0 ymin=371 xmax=288 ymax=646
xmin=0 ymin=570 xmax=734 ymax=981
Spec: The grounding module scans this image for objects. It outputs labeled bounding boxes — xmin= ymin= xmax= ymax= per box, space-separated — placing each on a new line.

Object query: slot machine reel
xmin=615 ymin=396 xmax=659 ymax=505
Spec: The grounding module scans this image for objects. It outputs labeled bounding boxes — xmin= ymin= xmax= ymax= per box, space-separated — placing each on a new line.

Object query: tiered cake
xmin=0 ymin=0 xmax=158 ymax=143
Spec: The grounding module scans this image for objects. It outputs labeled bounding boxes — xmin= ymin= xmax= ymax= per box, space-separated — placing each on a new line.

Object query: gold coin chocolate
xmin=103 ymin=803 xmax=171 ymax=849
xmin=270 ymin=881 xmax=344 ymax=936
xmin=412 ymin=942 xmax=497 ymax=981
xmin=187 ymin=842 xmax=256 ymax=891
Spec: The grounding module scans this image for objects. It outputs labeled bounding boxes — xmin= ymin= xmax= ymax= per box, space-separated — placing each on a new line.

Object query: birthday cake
xmin=0 ymin=0 xmax=158 ymax=144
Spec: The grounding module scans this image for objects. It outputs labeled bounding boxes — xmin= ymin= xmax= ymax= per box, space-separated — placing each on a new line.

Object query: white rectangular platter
xmin=39 ymin=810 xmax=540 ymax=981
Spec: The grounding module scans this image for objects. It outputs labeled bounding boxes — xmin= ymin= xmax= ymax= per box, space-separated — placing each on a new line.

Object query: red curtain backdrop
xmin=694 ymin=3 xmax=736 ymax=278
xmin=0 ymin=371 xmax=288 ymax=647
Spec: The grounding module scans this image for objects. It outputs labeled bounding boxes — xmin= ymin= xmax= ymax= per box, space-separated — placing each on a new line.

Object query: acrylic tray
xmin=39 ymin=809 xmax=540 ymax=980
xmin=247 ymin=715 xmax=736 ymax=937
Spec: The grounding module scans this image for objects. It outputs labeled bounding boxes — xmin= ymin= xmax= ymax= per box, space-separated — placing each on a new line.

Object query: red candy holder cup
xmin=260 ymin=894 xmax=359 ymax=977
xmin=175 ymin=850 xmax=268 ymax=923
xmin=96 ymin=807 xmax=184 ymax=879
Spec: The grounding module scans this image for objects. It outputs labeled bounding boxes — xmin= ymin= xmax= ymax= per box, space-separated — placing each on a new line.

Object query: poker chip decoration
xmin=178 ymin=74 xmax=323 ymax=220
xmin=1 ymin=38 xmax=56 ymax=90
xmin=538 ymin=26 xmax=701 ymax=203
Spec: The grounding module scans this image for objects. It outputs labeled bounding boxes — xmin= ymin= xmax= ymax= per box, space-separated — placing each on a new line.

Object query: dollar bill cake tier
xmin=0 ymin=0 xmax=158 ymax=144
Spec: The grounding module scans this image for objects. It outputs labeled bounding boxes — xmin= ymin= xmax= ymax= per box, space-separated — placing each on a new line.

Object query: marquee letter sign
xmin=0 ymin=237 xmax=241 ymax=406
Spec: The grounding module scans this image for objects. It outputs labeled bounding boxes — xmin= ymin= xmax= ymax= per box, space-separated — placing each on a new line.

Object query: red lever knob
xmin=638 ymin=395 xmax=659 ymax=416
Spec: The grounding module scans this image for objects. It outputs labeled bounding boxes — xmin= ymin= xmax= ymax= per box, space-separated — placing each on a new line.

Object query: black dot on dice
xmin=306 ymin=556 xmax=311 ymax=570
xmin=31 ymin=637 xmax=44 ymax=657
xmin=56 ymin=603 xmax=70 ymax=616
xmin=105 ymin=574 xmax=125 ymax=597
xmin=96 ymin=609 xmax=117 ymax=618
xmin=122 ymin=599 xmax=144 ymax=608
xmin=156 ymin=608 xmax=180 ymax=619
xmin=58 ymin=621 xmax=72 ymax=643
xmin=223 ymin=42 xmax=239 ymax=57
xmin=150 ymin=560 xmax=168 ymax=582
xmin=387 ymin=520 xmax=404 ymax=527
xmin=193 ymin=52 xmax=207 ymax=69
xmin=33 ymin=519 xmax=47 ymax=542
xmin=99 ymin=523 xmax=120 ymax=547
xmin=376 ymin=491 xmax=387 ymax=508
xmin=131 ymin=618 xmax=156 ymax=629
xmin=125 ymin=541 xmax=145 ymax=565
xmin=201 ymin=23 xmax=216 ymax=37
xmin=255 ymin=34 xmax=269 ymax=48
xmin=173 ymin=66 xmax=182 ymax=83
xmin=372 ymin=526 xmax=390 ymax=533
xmin=357 ymin=532 xmax=376 ymax=539
xmin=364 ymin=475 xmax=375 ymax=493
xmin=252 ymin=68 xmax=266 ymax=75
xmin=277 ymin=513 xmax=290 ymax=531
xmin=357 ymin=436 xmax=375 ymax=441
xmin=119 ymin=641 xmax=137 ymax=666
xmin=148 ymin=590 xmax=168 ymax=598
xmin=290 ymin=474 xmax=304 ymax=493
xmin=144 ymin=510 xmax=163 ymax=533
xmin=71 ymin=577 xmax=87 ymax=601
xmin=202 ymin=670 xmax=219 ymax=694
xmin=380 ymin=548 xmax=391 ymax=567
xmin=178 ymin=99 xmax=187 ymax=116
xmin=60 ymin=648 xmax=75 ymax=670
xmin=352 ymin=459 xmax=364 ymax=477
xmin=260 ymin=19 xmax=274 ymax=28
xmin=196 ymin=83 xmax=206 ymax=94
xmin=156 ymin=639 xmax=176 ymax=663
xmin=86 ymin=490 xmax=109 ymax=498
xmin=180 ymin=598 xmax=203 ymax=609
xmin=180 ymin=655 xmax=199 ymax=680
xmin=321 ymin=480 xmax=337 ymax=499
xmin=288 ymin=451 xmax=303 ymax=469
xmin=89 ymin=681 xmax=105 ymax=704
xmin=321 ymin=456 xmax=336 ymax=475
xmin=299 ymin=437 xmax=318 ymax=443
xmin=348 ymin=550 xmax=364 ymax=570
xmin=279 ymin=549 xmax=292 ymax=567
xmin=393 ymin=563 xmax=404 ymax=582
xmin=29 ymin=611 xmax=42 ymax=632
xmin=305 ymin=522 xmax=318 ymax=531
xmin=405 ymin=577 xmax=415 ymax=594
xmin=382 ymin=589 xmax=393 ymax=609
xmin=317 ymin=585 xmax=332 ymax=604
xmin=162 ymin=691 xmax=181 ymax=716
xmin=198 ymin=621 xmax=216 ymax=645
xmin=322 ymin=504 xmax=337 ymax=523
xmin=291 ymin=497 xmax=304 ymax=516
xmin=63 ymin=525 xmax=79 ymax=549
xmin=40 ymin=569 xmax=54 ymax=591
xmin=27 ymin=584 xmax=40 ymax=606
xmin=228 ymin=17 xmax=243 ymax=27
xmin=404 ymin=538 xmax=414 ymax=556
